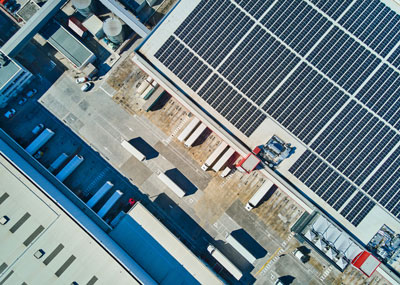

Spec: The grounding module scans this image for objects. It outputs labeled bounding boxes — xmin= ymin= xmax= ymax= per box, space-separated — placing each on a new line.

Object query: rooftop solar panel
xmin=150 ymin=0 xmax=400 ymax=227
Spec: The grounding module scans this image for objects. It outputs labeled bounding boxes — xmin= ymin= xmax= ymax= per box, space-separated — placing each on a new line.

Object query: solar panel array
xmin=151 ymin=0 xmax=400 ymax=227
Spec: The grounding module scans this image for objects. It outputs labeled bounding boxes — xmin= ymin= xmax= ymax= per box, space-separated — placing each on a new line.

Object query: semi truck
xmin=177 ymin=117 xmax=200 ymax=142
xmin=245 ymin=179 xmax=274 ymax=211
xmin=157 ymin=172 xmax=185 ymax=198
xmin=226 ymin=234 xmax=257 ymax=264
xmin=201 ymin=142 xmax=228 ymax=171
xmin=87 ymin=181 xmax=114 ymax=208
xmin=97 ymin=190 xmax=123 ymax=218
xmin=207 ymin=245 xmax=242 ymax=280
xmin=48 ymin=153 xmax=69 ymax=173
xmin=55 ymin=155 xmax=84 ymax=182
xmin=184 ymin=123 xmax=207 ymax=148
xmin=121 ymin=140 xmax=146 ymax=161
xmin=212 ymin=147 xmax=235 ymax=172
xmin=25 ymin=128 xmax=55 ymax=155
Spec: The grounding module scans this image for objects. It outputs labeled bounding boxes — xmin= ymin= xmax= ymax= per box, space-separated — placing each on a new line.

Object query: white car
xmin=81 ymin=82 xmax=93 ymax=92
xmin=4 ymin=109 xmax=16 ymax=119
xmin=26 ymin=89 xmax=37 ymax=98
xmin=76 ymin=77 xmax=88 ymax=84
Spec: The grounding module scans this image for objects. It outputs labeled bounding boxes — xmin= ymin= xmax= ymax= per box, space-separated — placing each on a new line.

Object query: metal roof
xmin=0 ymin=53 xmax=20 ymax=89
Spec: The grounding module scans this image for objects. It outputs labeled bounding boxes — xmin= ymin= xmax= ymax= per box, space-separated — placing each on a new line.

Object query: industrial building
xmin=0 ymin=51 xmax=32 ymax=108
xmin=134 ymin=0 xmax=400 ymax=273
xmin=0 ymin=128 xmax=224 ymax=284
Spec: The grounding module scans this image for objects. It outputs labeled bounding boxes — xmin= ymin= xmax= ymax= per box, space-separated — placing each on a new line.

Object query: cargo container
xmin=226 ymin=234 xmax=256 ymax=264
xmin=68 ymin=17 xmax=88 ymax=38
xmin=141 ymin=85 xmax=155 ymax=100
xmin=212 ymin=147 xmax=235 ymax=172
xmin=55 ymin=155 xmax=84 ymax=182
xmin=121 ymin=140 xmax=146 ymax=161
xmin=157 ymin=172 xmax=185 ymax=198
xmin=201 ymin=142 xmax=228 ymax=171
xmin=245 ymin=179 xmax=274 ymax=211
xmin=177 ymin=117 xmax=200 ymax=142
xmin=97 ymin=190 xmax=123 ymax=218
xmin=207 ymin=245 xmax=242 ymax=280
xmin=48 ymin=153 xmax=68 ymax=173
xmin=87 ymin=181 xmax=113 ymax=208
xmin=25 ymin=128 xmax=55 ymax=155
xmin=184 ymin=123 xmax=207 ymax=148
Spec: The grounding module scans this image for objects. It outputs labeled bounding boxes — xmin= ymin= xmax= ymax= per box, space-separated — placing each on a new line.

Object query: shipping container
xmin=25 ymin=128 xmax=55 ymax=155
xmin=55 ymin=155 xmax=84 ymax=182
xmin=184 ymin=123 xmax=207 ymax=148
xmin=201 ymin=142 xmax=228 ymax=171
xmin=97 ymin=190 xmax=123 ymax=218
xmin=207 ymin=245 xmax=242 ymax=280
xmin=87 ymin=181 xmax=113 ymax=208
xmin=121 ymin=140 xmax=146 ymax=161
xmin=177 ymin=117 xmax=200 ymax=142
xmin=226 ymin=234 xmax=257 ymax=264
xmin=245 ymin=179 xmax=274 ymax=211
xmin=212 ymin=147 xmax=235 ymax=172
xmin=157 ymin=172 xmax=185 ymax=198
xmin=48 ymin=153 xmax=68 ymax=173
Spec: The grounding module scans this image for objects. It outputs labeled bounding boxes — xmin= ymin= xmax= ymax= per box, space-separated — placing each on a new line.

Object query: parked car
xmin=4 ymin=109 xmax=16 ymax=119
xmin=18 ymin=97 xmax=27 ymax=105
xmin=32 ymin=123 xmax=44 ymax=135
xmin=76 ymin=77 xmax=88 ymax=84
xmin=26 ymin=89 xmax=37 ymax=98
xmin=81 ymin=82 xmax=93 ymax=92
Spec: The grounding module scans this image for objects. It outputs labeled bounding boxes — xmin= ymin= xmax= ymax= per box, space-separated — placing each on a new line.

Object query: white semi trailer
xmin=87 ymin=181 xmax=114 ymax=208
xmin=97 ymin=190 xmax=123 ymax=218
xmin=184 ymin=123 xmax=207 ymax=148
xmin=207 ymin=245 xmax=242 ymax=280
xmin=177 ymin=117 xmax=200 ymax=142
xmin=48 ymin=153 xmax=69 ymax=173
xmin=212 ymin=147 xmax=235 ymax=172
xmin=121 ymin=140 xmax=146 ymax=161
xmin=226 ymin=234 xmax=257 ymax=264
xmin=25 ymin=128 xmax=55 ymax=155
xmin=201 ymin=142 xmax=228 ymax=171
xmin=245 ymin=179 xmax=274 ymax=211
xmin=55 ymin=155 xmax=84 ymax=182
xmin=157 ymin=172 xmax=185 ymax=198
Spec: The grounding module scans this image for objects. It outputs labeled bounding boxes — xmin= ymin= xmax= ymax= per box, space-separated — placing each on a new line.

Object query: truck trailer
xmin=55 ymin=155 xmax=84 ymax=182
xmin=177 ymin=117 xmax=200 ymax=142
xmin=212 ymin=147 xmax=235 ymax=172
xmin=184 ymin=123 xmax=207 ymax=148
xmin=207 ymin=245 xmax=242 ymax=280
xmin=121 ymin=140 xmax=146 ymax=161
xmin=97 ymin=190 xmax=123 ymax=218
xmin=245 ymin=179 xmax=274 ymax=211
xmin=157 ymin=172 xmax=185 ymax=198
xmin=87 ymin=181 xmax=114 ymax=208
xmin=226 ymin=234 xmax=257 ymax=264
xmin=48 ymin=153 xmax=69 ymax=173
xmin=201 ymin=142 xmax=228 ymax=171
xmin=25 ymin=128 xmax=55 ymax=155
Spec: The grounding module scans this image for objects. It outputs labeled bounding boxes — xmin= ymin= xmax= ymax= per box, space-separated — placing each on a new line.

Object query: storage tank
xmin=72 ymin=0 xmax=95 ymax=18
xmin=103 ymin=18 xmax=124 ymax=44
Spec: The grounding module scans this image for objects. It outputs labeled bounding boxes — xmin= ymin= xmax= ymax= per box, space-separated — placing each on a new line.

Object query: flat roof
xmin=138 ymin=0 xmax=400 ymax=243
xmin=111 ymin=203 xmax=223 ymax=285
xmin=0 ymin=129 xmax=156 ymax=284
xmin=40 ymin=21 xmax=94 ymax=68
xmin=0 ymin=154 xmax=140 ymax=284
xmin=0 ymin=53 xmax=20 ymax=89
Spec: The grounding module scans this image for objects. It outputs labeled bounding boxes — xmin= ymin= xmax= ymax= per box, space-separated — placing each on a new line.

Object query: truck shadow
xmin=230 ymin=229 xmax=268 ymax=259
xmin=165 ymin=168 xmax=197 ymax=196
xmin=128 ymin=137 xmax=159 ymax=159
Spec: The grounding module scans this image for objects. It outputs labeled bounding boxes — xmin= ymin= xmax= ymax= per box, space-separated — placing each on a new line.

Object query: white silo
xmin=72 ymin=0 xmax=95 ymax=18
xmin=103 ymin=18 xmax=124 ymax=45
